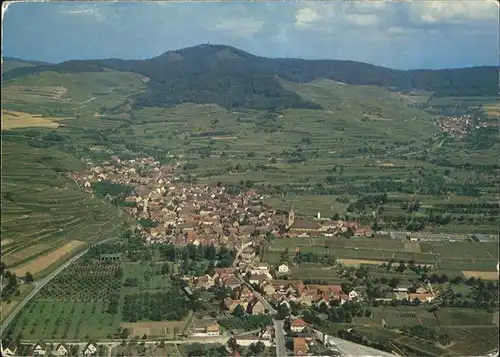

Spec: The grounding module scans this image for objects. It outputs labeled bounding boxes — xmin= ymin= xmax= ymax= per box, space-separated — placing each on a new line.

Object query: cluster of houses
xmin=435 ymin=114 xmax=496 ymax=139
xmin=184 ymin=263 xmax=362 ymax=318
xmin=1 ymin=341 xmax=98 ymax=357
xmin=391 ymin=286 xmax=436 ymax=303
xmin=70 ymin=155 xmax=373 ymax=249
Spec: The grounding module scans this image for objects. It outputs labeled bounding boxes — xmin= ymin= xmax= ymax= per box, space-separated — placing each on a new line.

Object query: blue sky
xmin=2 ymin=1 xmax=499 ymax=69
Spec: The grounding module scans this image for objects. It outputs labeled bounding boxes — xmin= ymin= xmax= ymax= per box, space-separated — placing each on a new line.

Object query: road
xmin=316 ymin=331 xmax=398 ymax=357
xmin=273 ymin=319 xmax=286 ymax=357
xmin=236 ymin=275 xmax=287 ymax=356
xmin=231 ymin=241 xmax=254 ymax=267
xmin=19 ymin=336 xmax=230 ymax=346
xmin=1 ymin=236 xmax=119 ymax=335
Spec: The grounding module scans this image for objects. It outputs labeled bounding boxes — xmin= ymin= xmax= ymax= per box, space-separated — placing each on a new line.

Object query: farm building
xmin=191 ymin=320 xmax=220 ymax=336
xmin=235 ymin=335 xmax=272 ymax=347
xmin=470 ymin=234 xmax=500 ymax=243
xmin=409 ymin=232 xmax=470 ymax=242
xmin=390 ymin=231 xmax=410 ymax=240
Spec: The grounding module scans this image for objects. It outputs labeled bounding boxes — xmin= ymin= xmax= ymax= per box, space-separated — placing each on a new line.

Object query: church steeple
xmin=287 ymin=205 xmax=295 ymax=228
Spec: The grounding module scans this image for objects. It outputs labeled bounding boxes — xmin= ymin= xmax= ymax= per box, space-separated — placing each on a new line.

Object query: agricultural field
xmin=355 ymin=306 xmax=438 ymax=328
xmin=1 ymin=109 xmax=72 ymax=130
xmin=1 ymin=139 xmax=126 ymax=277
xmin=7 ymin=257 xmax=124 ymax=340
xmin=264 ymin=236 xmax=498 ymax=275
xmin=2 ymin=66 xmax=498 ymax=234
xmin=441 ymin=327 xmax=499 ymax=356
xmin=6 ymin=244 xmax=192 ymax=341
xmin=352 ymin=307 xmax=499 ymax=356
xmin=289 ymin=264 xmax=343 ymax=283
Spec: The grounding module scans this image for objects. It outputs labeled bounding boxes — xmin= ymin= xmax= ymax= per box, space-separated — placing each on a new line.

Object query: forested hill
xmin=1 ymin=57 xmax=50 ymax=73
xmin=3 ymin=44 xmax=497 ymax=110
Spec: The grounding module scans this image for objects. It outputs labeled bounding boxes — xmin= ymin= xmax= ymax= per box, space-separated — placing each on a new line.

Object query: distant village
xmin=435 ymin=114 xmax=496 ymax=139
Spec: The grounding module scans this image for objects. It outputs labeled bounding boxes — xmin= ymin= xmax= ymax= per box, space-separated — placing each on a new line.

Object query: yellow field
xmin=1 ymin=110 xmax=72 ymax=130
xmin=11 ymin=240 xmax=85 ymax=276
xmin=2 ymin=243 xmax=50 ymax=266
xmin=462 ymin=271 xmax=499 ymax=280
xmin=483 ymin=104 xmax=499 ymax=118
xmin=404 ymin=242 xmax=421 ymax=253
xmin=337 ymin=258 xmax=386 ymax=266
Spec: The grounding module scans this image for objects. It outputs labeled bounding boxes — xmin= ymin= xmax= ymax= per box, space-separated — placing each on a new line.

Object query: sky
xmin=2 ymin=1 xmax=499 ymax=70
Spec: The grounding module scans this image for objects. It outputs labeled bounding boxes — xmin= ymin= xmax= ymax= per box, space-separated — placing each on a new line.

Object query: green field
xmin=351 ymin=308 xmax=499 ymax=356
xmin=264 ymin=236 xmax=498 ymax=273
xmin=289 ymin=264 xmax=343 ymax=283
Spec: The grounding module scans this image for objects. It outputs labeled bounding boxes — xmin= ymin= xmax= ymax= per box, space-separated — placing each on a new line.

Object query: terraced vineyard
xmin=1 ymin=139 xmax=127 ymax=277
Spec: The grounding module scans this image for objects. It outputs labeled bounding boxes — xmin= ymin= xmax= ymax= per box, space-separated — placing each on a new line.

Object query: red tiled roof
xmin=291 ymin=319 xmax=307 ymax=327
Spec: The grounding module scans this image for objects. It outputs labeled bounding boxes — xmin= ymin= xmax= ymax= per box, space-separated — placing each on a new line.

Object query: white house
xmin=33 ymin=343 xmax=47 ymax=356
xmin=278 ymin=264 xmax=289 ymax=274
xmin=2 ymin=343 xmax=17 ymax=357
xmin=83 ymin=342 xmax=98 ymax=356
xmin=260 ymin=326 xmax=274 ymax=340
xmin=348 ymin=290 xmax=359 ymax=301
xmin=55 ymin=344 xmax=69 ymax=356
xmin=205 ymin=323 xmax=220 ymax=336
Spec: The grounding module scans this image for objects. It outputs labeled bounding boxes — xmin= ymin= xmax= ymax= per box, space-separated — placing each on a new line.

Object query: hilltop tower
xmin=287 ymin=206 xmax=295 ymax=228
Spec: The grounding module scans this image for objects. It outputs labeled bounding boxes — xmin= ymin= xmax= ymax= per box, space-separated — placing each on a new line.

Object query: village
xmin=70 ymin=155 xmax=376 ymax=249
xmin=63 ymin=155 xmax=442 ymax=356
xmin=434 ymin=114 xmax=496 ymax=139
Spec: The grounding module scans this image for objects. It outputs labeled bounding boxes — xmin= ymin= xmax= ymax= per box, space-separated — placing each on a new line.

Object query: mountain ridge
xmin=2 ymin=44 xmax=497 ymax=111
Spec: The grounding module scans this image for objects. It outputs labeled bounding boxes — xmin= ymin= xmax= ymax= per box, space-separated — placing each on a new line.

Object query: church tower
xmin=287 ymin=206 xmax=295 ymax=228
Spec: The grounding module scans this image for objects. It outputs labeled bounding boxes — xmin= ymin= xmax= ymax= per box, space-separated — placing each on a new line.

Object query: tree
xmin=276 ymin=304 xmax=290 ymax=320
xmin=161 ymin=263 xmax=170 ymax=275
xmin=25 ymin=272 xmax=34 ymax=283
xmin=227 ymin=337 xmax=239 ymax=352
xmin=233 ymin=304 xmax=246 ymax=317
xmin=249 ymin=342 xmax=265 ymax=356
xmin=388 ymin=277 xmax=400 ymax=289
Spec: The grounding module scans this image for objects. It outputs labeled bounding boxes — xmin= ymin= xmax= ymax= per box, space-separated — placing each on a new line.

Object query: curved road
xmin=1 ymin=237 xmax=119 ymax=335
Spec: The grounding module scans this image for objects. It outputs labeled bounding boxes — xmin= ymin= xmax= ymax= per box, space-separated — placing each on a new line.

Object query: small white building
xmin=348 ymin=290 xmax=359 ymax=301
xmin=278 ymin=264 xmax=289 ymax=274
xmin=83 ymin=342 xmax=98 ymax=356
xmin=205 ymin=323 xmax=220 ymax=336
xmin=235 ymin=336 xmax=272 ymax=347
xmin=55 ymin=344 xmax=69 ymax=356
xmin=33 ymin=343 xmax=47 ymax=356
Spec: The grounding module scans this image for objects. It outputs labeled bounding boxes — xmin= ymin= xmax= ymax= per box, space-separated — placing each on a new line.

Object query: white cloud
xmin=60 ymin=4 xmax=104 ymax=20
xmin=214 ymin=19 xmax=264 ymax=38
xmin=294 ymin=8 xmax=321 ymax=29
xmin=409 ymin=1 xmax=498 ymax=24
xmin=345 ymin=13 xmax=379 ymax=26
